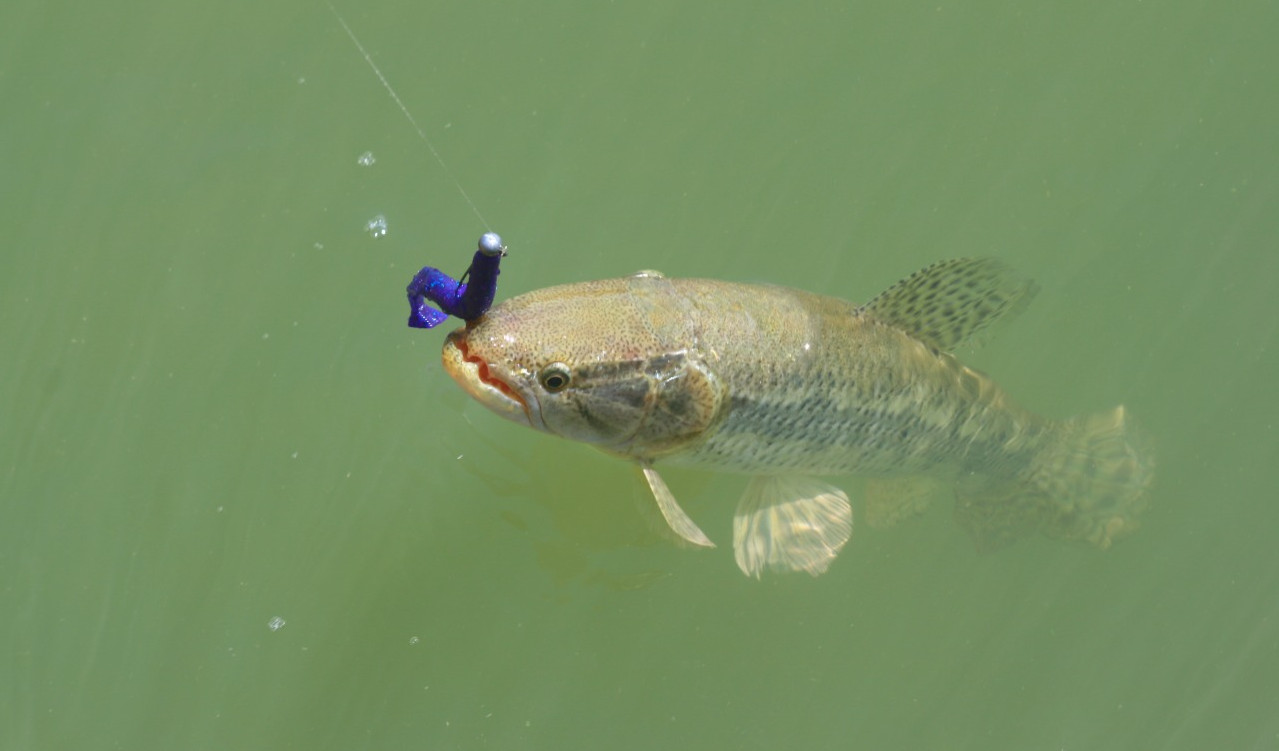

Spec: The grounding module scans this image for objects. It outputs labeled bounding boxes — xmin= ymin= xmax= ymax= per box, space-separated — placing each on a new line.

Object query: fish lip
xmin=441 ymin=330 xmax=542 ymax=430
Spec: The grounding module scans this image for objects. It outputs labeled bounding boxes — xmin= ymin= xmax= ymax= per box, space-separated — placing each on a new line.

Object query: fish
xmin=440 ymin=259 xmax=1154 ymax=577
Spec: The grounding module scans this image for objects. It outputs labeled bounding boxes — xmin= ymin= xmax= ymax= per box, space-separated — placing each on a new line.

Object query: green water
xmin=4 ymin=1 xmax=1277 ymax=748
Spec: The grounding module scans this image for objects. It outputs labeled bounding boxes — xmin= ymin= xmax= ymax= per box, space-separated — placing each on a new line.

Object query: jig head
xmin=406 ymin=232 xmax=506 ymax=329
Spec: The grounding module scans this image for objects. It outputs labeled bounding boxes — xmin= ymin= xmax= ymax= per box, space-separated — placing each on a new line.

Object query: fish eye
xmin=538 ymin=363 xmax=572 ymax=393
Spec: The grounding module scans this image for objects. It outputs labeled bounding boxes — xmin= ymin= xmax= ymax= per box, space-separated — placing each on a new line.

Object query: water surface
xmin=3 ymin=1 xmax=1277 ymax=748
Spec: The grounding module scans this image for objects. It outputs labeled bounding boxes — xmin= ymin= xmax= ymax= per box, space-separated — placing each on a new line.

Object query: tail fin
xmin=954 ymin=406 xmax=1154 ymax=551
xmin=1030 ymin=405 xmax=1155 ymax=548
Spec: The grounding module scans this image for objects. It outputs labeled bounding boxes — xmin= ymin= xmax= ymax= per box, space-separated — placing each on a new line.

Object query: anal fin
xmin=733 ymin=476 xmax=853 ymax=578
xmin=953 ymin=476 xmax=1053 ymax=553
xmin=864 ymin=476 xmax=944 ymax=528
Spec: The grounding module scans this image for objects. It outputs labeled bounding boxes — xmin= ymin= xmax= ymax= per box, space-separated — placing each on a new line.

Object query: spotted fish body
xmin=652 ymin=281 xmax=1042 ymax=478
xmin=442 ymin=260 xmax=1153 ymax=577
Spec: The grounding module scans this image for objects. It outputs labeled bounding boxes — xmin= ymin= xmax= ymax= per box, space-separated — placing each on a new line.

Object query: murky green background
xmin=4 ymin=1 xmax=1277 ymax=748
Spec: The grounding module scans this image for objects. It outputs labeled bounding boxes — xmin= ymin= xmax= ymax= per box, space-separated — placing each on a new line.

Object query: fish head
xmin=442 ymin=276 xmax=725 ymax=459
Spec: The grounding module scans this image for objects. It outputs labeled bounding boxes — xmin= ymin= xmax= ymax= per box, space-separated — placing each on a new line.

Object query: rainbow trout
xmin=441 ymin=259 xmax=1153 ymax=577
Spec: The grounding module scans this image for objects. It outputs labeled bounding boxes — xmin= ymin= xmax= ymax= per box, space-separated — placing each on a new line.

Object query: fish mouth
xmin=442 ymin=329 xmax=537 ymax=428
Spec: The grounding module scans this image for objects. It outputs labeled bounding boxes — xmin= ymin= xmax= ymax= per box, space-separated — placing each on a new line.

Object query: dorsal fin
xmin=861 ymin=258 xmax=1038 ymax=351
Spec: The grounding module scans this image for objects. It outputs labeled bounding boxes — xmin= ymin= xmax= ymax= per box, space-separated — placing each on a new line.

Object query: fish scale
xmin=659 ymin=277 xmax=1043 ymax=478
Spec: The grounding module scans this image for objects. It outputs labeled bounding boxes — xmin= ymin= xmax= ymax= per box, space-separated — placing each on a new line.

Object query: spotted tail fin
xmin=954 ymin=406 xmax=1154 ymax=552
xmin=1030 ymin=405 xmax=1155 ymax=548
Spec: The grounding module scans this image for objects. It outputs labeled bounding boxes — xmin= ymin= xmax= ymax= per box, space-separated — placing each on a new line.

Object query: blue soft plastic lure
xmin=406 ymin=232 xmax=506 ymax=328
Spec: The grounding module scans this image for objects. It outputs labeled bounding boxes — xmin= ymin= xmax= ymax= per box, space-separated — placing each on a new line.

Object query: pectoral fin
xmin=640 ymin=464 xmax=715 ymax=548
xmin=732 ymin=476 xmax=853 ymax=578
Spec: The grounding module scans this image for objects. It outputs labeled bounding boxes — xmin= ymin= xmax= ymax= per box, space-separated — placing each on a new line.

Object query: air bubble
xmin=357 ymin=151 xmax=376 ymax=166
xmin=365 ymin=214 xmax=388 ymax=238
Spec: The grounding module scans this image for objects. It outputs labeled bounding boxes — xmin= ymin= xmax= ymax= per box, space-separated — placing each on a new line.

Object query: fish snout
xmin=441 ymin=329 xmax=535 ymax=428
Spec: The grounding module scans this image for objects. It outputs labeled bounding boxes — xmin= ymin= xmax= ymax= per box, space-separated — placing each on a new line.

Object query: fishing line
xmin=326 ymin=2 xmax=491 ymax=231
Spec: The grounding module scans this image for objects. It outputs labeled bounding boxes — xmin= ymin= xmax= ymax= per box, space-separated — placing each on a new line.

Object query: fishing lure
xmin=406 ymin=232 xmax=507 ymax=328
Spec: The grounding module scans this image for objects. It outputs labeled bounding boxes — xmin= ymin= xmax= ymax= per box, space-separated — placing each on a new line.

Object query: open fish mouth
xmin=442 ymin=330 xmax=534 ymax=427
